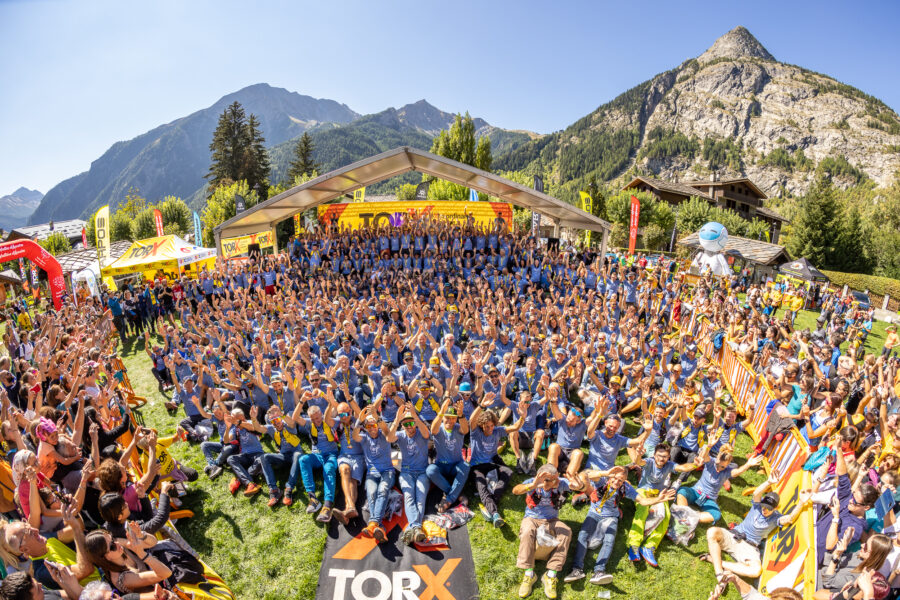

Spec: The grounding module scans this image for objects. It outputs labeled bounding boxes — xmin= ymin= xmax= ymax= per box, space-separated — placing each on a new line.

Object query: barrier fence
xmin=696 ymin=318 xmax=816 ymax=597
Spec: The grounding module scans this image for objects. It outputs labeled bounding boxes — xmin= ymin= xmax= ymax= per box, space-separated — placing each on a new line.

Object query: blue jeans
xmin=299 ymin=452 xmax=337 ymax=503
xmin=398 ymin=470 xmax=429 ymax=528
xmin=227 ymin=452 xmax=262 ymax=485
xmin=365 ymin=468 xmax=395 ymax=525
xmin=426 ymin=461 xmax=470 ymax=504
xmin=202 ymin=442 xmax=237 ymax=467
xmin=258 ymin=450 xmax=301 ymax=492
xmin=572 ymin=511 xmax=619 ymax=573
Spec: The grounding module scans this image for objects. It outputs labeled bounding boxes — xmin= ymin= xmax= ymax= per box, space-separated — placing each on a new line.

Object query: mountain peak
xmin=698 ymin=26 xmax=774 ymax=63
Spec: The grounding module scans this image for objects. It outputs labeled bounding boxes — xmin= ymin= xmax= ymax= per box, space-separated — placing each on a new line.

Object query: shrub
xmin=821 ymin=270 xmax=900 ymax=299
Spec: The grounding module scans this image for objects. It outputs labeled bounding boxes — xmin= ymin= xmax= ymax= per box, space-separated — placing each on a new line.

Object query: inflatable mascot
xmin=691 ymin=221 xmax=731 ymax=276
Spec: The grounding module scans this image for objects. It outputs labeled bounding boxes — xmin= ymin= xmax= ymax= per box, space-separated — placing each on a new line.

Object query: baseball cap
xmin=459 ymin=382 xmax=473 ymax=394
xmin=445 ymin=406 xmax=459 ymax=417
xmin=760 ymin=492 xmax=780 ymax=510
xmin=429 ymin=357 xmax=440 ymax=365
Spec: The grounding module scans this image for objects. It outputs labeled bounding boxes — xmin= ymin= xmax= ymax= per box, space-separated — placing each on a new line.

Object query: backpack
xmin=712 ymin=328 xmax=726 ymax=351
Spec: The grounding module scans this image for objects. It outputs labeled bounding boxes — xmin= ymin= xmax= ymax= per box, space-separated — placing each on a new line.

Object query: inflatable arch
xmin=0 ymin=239 xmax=65 ymax=310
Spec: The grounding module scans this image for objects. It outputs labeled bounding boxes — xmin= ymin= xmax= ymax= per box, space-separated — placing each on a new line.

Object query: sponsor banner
xmin=193 ymin=211 xmax=203 ymax=244
xmin=353 ymin=187 xmax=366 ymax=203
xmin=628 ymin=195 xmax=640 ymax=255
xmin=221 ymin=231 xmax=275 ymax=259
xmin=293 ymin=214 xmax=301 ymax=237
xmin=318 ymin=201 xmax=512 ymax=230
xmin=316 ymin=505 xmax=478 ymax=600
xmin=95 ymin=205 xmax=111 ymax=267
xmin=414 ymin=181 xmax=430 ymax=200
xmin=759 ymin=466 xmax=816 ymax=596
xmin=154 ymin=208 xmax=164 ymax=237
xmin=81 ymin=227 xmax=87 ymax=248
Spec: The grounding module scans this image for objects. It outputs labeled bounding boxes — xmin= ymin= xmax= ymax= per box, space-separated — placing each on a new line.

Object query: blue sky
xmin=1 ymin=0 xmax=899 ymax=195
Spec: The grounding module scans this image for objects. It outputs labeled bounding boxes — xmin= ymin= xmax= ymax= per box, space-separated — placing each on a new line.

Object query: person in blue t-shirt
xmin=511 ymin=465 xmax=572 ymax=599
xmin=352 ymin=405 xmax=398 ymax=544
xmin=222 ymin=407 xmax=265 ymax=498
xmin=254 ymin=405 xmax=304 ymax=508
xmin=546 ymin=396 xmax=587 ymax=481
xmin=469 ymin=394 xmax=525 ymax=528
xmin=676 ymin=445 xmax=763 ymax=524
xmin=702 ymin=473 xmax=810 ymax=579
xmin=294 ymin=399 xmax=340 ymax=523
xmin=427 ymin=399 xmax=470 ymax=513
xmin=395 ymin=404 xmax=431 ymax=545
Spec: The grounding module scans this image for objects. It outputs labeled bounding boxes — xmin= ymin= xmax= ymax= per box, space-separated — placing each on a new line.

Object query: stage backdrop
xmin=318 ymin=201 xmax=512 ymax=230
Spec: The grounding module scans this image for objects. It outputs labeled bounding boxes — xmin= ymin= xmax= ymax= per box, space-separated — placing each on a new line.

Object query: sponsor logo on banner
xmin=317 ymin=507 xmax=477 ymax=600
xmin=353 ymin=187 xmax=366 ymax=203
xmin=153 ymin=209 xmax=164 ymax=237
xmin=318 ymin=201 xmax=512 ymax=230
xmin=293 ymin=214 xmax=301 ymax=236
xmin=193 ymin=211 xmax=203 ymax=244
xmin=414 ymin=181 xmax=430 ymax=200
xmin=95 ymin=205 xmax=111 ymax=267
xmin=221 ymin=231 xmax=274 ymax=259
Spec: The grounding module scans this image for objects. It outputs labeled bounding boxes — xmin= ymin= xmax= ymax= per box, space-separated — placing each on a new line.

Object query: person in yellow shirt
xmin=15 ymin=308 xmax=33 ymax=332
xmin=883 ymin=325 xmax=899 ymax=358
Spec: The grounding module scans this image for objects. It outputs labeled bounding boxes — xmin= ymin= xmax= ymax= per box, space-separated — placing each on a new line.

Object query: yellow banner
xmin=759 ymin=467 xmax=816 ymax=597
xmin=353 ymin=187 xmax=366 ymax=203
xmin=318 ymin=201 xmax=513 ymax=230
xmin=221 ymin=231 xmax=274 ymax=259
xmin=95 ymin=205 xmax=111 ymax=267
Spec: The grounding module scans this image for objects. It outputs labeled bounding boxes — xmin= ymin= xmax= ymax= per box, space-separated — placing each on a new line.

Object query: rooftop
xmin=678 ymin=231 xmax=790 ymax=266
xmin=7 ymin=219 xmax=87 ymax=242
xmin=55 ymin=240 xmax=132 ymax=275
xmin=623 ymin=176 xmax=712 ymax=200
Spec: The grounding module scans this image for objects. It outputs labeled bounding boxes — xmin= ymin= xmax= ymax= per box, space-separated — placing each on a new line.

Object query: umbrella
xmin=777 ymin=257 xmax=829 ymax=282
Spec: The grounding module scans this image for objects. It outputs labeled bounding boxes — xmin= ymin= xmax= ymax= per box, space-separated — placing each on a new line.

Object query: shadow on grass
xmin=177 ymin=488 xmax=244 ymax=554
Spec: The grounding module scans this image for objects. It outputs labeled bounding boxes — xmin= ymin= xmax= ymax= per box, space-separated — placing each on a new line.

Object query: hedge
xmin=822 ymin=270 xmax=900 ymax=306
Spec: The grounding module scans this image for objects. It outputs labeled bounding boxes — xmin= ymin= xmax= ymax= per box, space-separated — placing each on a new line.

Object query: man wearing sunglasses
xmin=395 ymin=404 xmax=431 ymax=545
xmin=332 ymin=400 xmax=365 ymax=526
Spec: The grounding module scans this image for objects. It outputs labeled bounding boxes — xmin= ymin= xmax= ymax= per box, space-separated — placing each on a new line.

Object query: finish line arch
xmin=0 ymin=239 xmax=65 ymax=310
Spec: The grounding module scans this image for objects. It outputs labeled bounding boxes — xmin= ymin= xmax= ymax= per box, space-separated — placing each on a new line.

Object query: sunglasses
xmin=338 ymin=412 xmax=350 ymax=418
xmin=402 ymin=421 xmax=416 ymax=427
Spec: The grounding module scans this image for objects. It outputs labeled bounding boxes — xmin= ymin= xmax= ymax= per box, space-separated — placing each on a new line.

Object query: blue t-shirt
xmin=299 ymin=421 xmax=340 ymax=455
xmin=469 ymin=426 xmax=507 ymax=465
xmin=336 ymin=421 xmax=363 ymax=456
xmin=265 ymin=423 xmax=302 ymax=454
xmin=234 ymin=426 xmax=263 ymax=455
xmin=587 ymin=432 xmax=628 ymax=470
xmin=732 ymin=501 xmax=783 ymax=546
xmin=360 ymin=432 xmax=393 ymax=473
xmin=433 ymin=424 xmax=465 ymax=464
xmin=556 ymin=419 xmax=587 ymax=450
xmin=638 ymin=460 xmax=676 ymax=491
xmin=691 ymin=461 xmax=736 ymax=501
xmin=397 ymin=429 xmax=429 ymax=472
xmin=177 ymin=389 xmax=202 ymax=418
xmin=521 ymin=478 xmax=571 ymax=520
xmin=590 ymin=478 xmax=638 ymax=519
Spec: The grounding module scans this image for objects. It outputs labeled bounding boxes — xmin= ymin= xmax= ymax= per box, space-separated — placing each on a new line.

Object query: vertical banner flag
xmin=193 ymin=211 xmax=202 ymax=244
xmin=30 ymin=265 xmax=38 ymax=287
xmin=81 ymin=227 xmax=87 ymax=248
xmin=293 ymin=214 xmax=301 ymax=237
xmin=235 ymin=194 xmax=246 ymax=213
xmin=17 ymin=258 xmax=25 ymax=280
xmin=353 ymin=187 xmax=366 ymax=203
xmin=414 ymin=181 xmax=430 ymax=200
xmin=628 ymin=194 xmax=641 ymax=255
xmin=579 ymin=191 xmax=593 ymax=246
xmin=153 ymin=209 xmax=164 ymax=237
xmin=468 ymin=188 xmax=478 ymax=202
xmin=95 ymin=205 xmax=111 ymax=267
xmin=532 ymin=176 xmax=543 ymax=236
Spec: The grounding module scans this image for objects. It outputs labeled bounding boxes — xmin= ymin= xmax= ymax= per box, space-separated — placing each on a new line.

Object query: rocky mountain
xmin=495 ymin=26 xmax=900 ymax=201
xmin=0 ymin=187 xmax=43 ymax=231
xmin=29 ymin=84 xmax=360 ymax=223
xmin=33 ymin=89 xmax=532 ymax=220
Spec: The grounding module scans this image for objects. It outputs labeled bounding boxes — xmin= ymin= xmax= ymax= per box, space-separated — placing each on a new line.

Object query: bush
xmin=821 ymin=270 xmax=900 ymax=299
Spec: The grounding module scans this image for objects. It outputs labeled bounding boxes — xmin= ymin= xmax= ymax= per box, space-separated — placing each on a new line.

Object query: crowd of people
xmin=0 ymin=212 xmax=898 ymax=600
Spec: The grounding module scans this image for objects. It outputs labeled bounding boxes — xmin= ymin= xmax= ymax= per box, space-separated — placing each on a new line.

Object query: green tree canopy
xmin=201 ymin=180 xmax=260 ymax=247
xmin=287 ymin=132 xmax=321 ymax=182
xmin=206 ymin=101 xmax=271 ymax=196
xmin=787 ymin=173 xmax=840 ymax=267
xmin=38 ymin=232 xmax=72 ymax=256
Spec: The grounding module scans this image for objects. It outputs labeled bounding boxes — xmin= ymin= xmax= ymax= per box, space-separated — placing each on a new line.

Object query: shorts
xmin=516 ymin=430 xmax=539 ymax=450
xmin=338 ymin=455 xmax=365 ymax=482
xmin=265 ymin=284 xmax=276 ymax=296
xmin=718 ymin=529 xmax=762 ymax=570
xmin=677 ymin=487 xmax=722 ymax=522
xmin=557 ymin=446 xmax=581 ymax=472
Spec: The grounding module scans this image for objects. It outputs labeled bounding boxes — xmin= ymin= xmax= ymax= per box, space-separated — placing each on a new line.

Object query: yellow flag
xmin=95 ymin=205 xmax=111 ymax=267
xmin=579 ymin=191 xmax=593 ymax=214
xmin=353 ymin=187 xmax=366 ymax=203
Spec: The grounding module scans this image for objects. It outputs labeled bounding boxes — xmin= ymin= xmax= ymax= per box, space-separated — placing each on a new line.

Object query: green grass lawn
xmin=121 ymin=333 xmax=765 ymax=600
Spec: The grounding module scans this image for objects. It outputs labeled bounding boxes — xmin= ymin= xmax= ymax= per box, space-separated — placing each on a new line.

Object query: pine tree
xmin=244 ymin=114 xmax=270 ymax=196
xmin=206 ymin=102 xmax=270 ymax=195
xmin=475 ymin=136 xmax=492 ymax=172
xmin=287 ymin=132 xmax=320 ymax=182
xmin=787 ymin=173 xmax=839 ymax=268
xmin=834 ymin=204 xmax=871 ymax=273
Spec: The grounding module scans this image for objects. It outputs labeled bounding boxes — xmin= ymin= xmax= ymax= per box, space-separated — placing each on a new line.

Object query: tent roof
xmin=215 ymin=146 xmax=611 ymax=241
xmin=104 ymin=235 xmax=216 ymax=276
xmin=778 ymin=257 xmax=830 ymax=282
xmin=678 ymin=231 xmax=790 ymax=266
xmin=56 ymin=240 xmax=131 ymax=276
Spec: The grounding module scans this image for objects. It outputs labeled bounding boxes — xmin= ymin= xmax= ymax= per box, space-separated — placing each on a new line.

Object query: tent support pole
xmin=214 ymin=229 xmax=222 ymax=256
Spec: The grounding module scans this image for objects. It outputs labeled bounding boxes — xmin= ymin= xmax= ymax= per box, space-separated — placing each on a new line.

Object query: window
xmin=727 ymin=200 xmax=736 ymax=210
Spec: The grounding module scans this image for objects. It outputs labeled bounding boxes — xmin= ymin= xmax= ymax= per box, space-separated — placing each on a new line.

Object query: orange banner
xmin=628 ymin=195 xmax=640 ymax=255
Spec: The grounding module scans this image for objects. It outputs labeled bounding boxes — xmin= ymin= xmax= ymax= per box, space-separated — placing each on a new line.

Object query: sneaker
xmin=563 ymin=569 xmax=585 ymax=583
xmin=401 ymin=527 xmax=414 ymax=545
xmin=589 ymin=571 xmax=613 ymax=585
xmin=492 ymin=512 xmax=505 ymax=528
xmin=203 ymin=465 xmax=212 ymax=476
xmin=244 ymin=483 xmax=262 ymax=496
xmin=413 ymin=526 xmax=427 ymax=543
xmin=518 ymin=573 xmax=537 ymax=598
xmin=306 ymin=496 xmax=321 ymax=514
xmin=361 ymin=521 xmax=377 ymax=538
xmin=267 ymin=489 xmax=281 ymax=508
xmin=527 ymin=456 xmax=537 ymax=476
xmin=640 ymin=546 xmax=659 ymax=568
xmin=228 ymin=478 xmax=241 ymax=495
xmin=516 ymin=456 xmax=528 ymax=474
xmin=372 ymin=526 xmax=386 ymax=544
xmin=316 ymin=507 xmax=332 ymax=523
xmin=479 ymin=504 xmax=493 ymax=522
xmin=626 ymin=546 xmax=641 ymax=562
xmin=541 ymin=574 xmax=557 ymax=599
xmin=208 ymin=466 xmax=224 ymax=480
xmin=282 ymin=488 xmax=294 ymax=506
